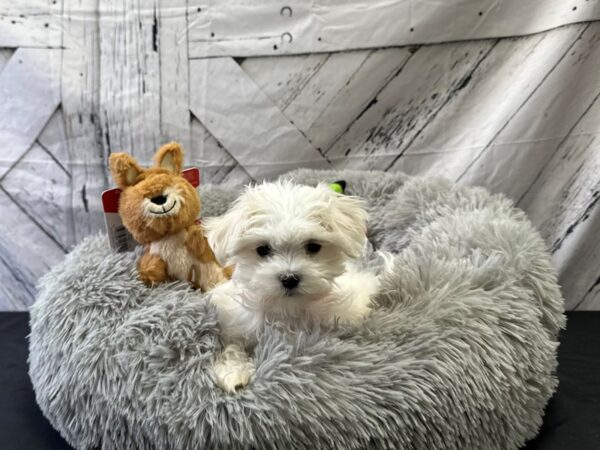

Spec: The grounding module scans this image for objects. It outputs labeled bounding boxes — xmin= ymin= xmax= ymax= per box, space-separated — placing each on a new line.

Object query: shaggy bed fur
xmin=29 ymin=170 xmax=565 ymax=450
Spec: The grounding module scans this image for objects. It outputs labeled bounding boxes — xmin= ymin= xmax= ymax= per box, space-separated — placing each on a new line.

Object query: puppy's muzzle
xmin=280 ymin=273 xmax=301 ymax=290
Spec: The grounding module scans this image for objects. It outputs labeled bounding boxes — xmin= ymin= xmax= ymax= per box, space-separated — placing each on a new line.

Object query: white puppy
xmin=203 ymin=180 xmax=380 ymax=393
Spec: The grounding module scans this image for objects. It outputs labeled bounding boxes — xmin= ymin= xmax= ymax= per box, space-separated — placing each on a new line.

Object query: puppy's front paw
xmin=214 ymin=344 xmax=255 ymax=393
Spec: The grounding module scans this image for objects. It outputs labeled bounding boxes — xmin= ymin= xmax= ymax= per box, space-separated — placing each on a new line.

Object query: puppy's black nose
xmin=280 ymin=274 xmax=300 ymax=290
xmin=150 ymin=195 xmax=167 ymax=205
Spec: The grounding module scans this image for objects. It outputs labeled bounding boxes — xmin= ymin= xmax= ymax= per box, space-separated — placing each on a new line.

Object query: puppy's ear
xmin=202 ymin=204 xmax=247 ymax=266
xmin=320 ymin=185 xmax=367 ymax=258
xmin=154 ymin=141 xmax=184 ymax=173
xmin=109 ymin=153 xmax=143 ymax=189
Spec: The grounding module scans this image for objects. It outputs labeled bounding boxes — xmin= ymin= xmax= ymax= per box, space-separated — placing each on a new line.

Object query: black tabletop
xmin=1 ymin=311 xmax=598 ymax=450
xmin=0 ymin=313 xmax=73 ymax=449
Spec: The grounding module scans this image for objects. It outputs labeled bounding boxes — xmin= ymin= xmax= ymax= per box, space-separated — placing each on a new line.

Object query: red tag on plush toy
xmin=102 ymin=167 xmax=200 ymax=252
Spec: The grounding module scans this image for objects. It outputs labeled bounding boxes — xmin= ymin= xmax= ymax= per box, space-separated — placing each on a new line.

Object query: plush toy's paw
xmin=214 ymin=344 xmax=255 ymax=393
xmin=138 ymin=252 xmax=169 ymax=286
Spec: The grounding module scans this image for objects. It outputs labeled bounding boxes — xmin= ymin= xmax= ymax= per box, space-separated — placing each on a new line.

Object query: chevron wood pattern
xmin=0 ymin=3 xmax=598 ymax=311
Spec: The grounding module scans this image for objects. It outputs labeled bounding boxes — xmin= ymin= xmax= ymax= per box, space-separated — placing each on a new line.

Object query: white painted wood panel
xmin=0 ymin=189 xmax=66 ymax=310
xmin=0 ymin=48 xmax=61 ymax=178
xmin=325 ymin=40 xmax=497 ymax=169
xmin=187 ymin=0 xmax=600 ymax=57
xmin=302 ymin=48 xmax=414 ymax=154
xmin=159 ymin=0 xmax=191 ymax=151
xmin=189 ymin=115 xmax=252 ymax=186
xmin=242 ymin=53 xmax=330 ymax=113
xmin=243 ymin=48 xmax=415 ymax=157
xmin=273 ymin=51 xmax=372 ymax=135
xmin=190 ymin=57 xmax=326 ymax=180
xmin=458 ymin=23 xmax=600 ymax=201
xmin=61 ymin=0 xmax=107 ymax=243
xmin=99 ymin=0 xmax=161 ymax=164
xmin=0 ymin=49 xmax=13 ymax=72
xmin=0 ymin=1 xmax=61 ymax=48
xmin=221 ymin=53 xmax=333 ymax=178
xmin=388 ymin=24 xmax=585 ymax=179
xmin=518 ymin=94 xmax=600 ymax=310
xmin=0 ymin=143 xmax=73 ymax=251
xmin=0 ymin=3 xmax=599 ymax=311
xmin=519 ymin=105 xmax=600 ymax=252
xmin=551 ymin=199 xmax=600 ymax=311
xmin=38 ymin=108 xmax=71 ymax=178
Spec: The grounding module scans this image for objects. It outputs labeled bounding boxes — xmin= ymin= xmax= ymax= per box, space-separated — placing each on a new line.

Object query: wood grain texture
xmin=189 ymin=57 xmax=326 ymax=180
xmin=242 ymin=53 xmax=330 ymax=113
xmin=61 ymin=0 xmax=107 ymax=243
xmin=551 ymin=199 xmax=600 ymax=311
xmin=0 ymin=48 xmax=61 ymax=178
xmin=0 ymin=235 xmax=38 ymax=310
xmin=158 ymin=0 xmax=191 ymax=151
xmin=0 ymin=51 xmax=72 ymax=310
xmin=0 ymin=143 xmax=72 ymax=251
xmin=518 ymin=93 xmax=600 ymax=310
xmin=300 ymin=48 xmax=414 ymax=154
xmin=243 ymin=48 xmax=415 ymax=156
xmin=1 ymin=4 xmax=599 ymax=311
xmin=457 ymin=24 xmax=600 ymax=200
xmin=0 ymin=1 xmax=61 ymax=48
xmin=186 ymin=0 xmax=600 ymax=57
xmin=206 ymin=53 xmax=333 ymax=180
xmin=99 ymin=0 xmax=161 ymax=164
xmin=326 ymin=40 xmax=498 ymax=170
xmin=0 ymin=188 xmax=66 ymax=310
xmin=267 ymin=51 xmax=371 ymax=135
xmin=189 ymin=114 xmax=252 ymax=186
xmin=38 ymin=108 xmax=71 ymax=178
xmin=384 ymin=25 xmax=586 ymax=179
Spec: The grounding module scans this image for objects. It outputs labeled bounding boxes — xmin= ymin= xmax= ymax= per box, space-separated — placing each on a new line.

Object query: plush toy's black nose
xmin=280 ymin=274 xmax=300 ymax=290
xmin=150 ymin=195 xmax=167 ymax=205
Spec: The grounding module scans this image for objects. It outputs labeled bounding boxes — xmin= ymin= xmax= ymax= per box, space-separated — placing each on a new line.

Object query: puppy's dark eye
xmin=305 ymin=242 xmax=321 ymax=254
xmin=256 ymin=245 xmax=272 ymax=257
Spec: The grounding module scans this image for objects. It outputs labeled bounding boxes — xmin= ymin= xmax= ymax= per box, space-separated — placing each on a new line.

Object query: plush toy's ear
xmin=109 ymin=153 xmax=143 ymax=189
xmin=154 ymin=142 xmax=184 ymax=173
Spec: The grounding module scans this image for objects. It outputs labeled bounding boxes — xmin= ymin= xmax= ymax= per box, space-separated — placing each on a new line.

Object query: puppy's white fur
xmin=203 ymin=181 xmax=380 ymax=392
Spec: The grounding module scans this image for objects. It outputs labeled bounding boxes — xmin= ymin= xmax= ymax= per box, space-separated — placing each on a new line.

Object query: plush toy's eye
xmin=256 ymin=245 xmax=272 ymax=257
xmin=305 ymin=242 xmax=322 ymax=254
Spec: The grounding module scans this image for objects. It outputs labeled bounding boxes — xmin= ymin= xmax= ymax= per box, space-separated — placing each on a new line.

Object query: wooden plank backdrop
xmin=0 ymin=1 xmax=598 ymax=311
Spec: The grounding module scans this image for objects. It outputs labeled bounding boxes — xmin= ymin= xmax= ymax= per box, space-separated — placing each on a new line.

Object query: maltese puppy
xmin=203 ymin=180 xmax=381 ymax=393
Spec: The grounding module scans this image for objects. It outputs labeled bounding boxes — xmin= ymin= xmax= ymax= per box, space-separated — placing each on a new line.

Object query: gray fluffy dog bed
xmin=29 ymin=169 xmax=565 ymax=450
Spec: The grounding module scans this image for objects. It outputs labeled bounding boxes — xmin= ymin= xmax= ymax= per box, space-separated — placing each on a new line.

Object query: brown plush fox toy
xmin=109 ymin=142 xmax=231 ymax=292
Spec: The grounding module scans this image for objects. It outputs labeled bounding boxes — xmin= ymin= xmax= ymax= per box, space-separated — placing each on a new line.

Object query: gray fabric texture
xmin=29 ymin=169 xmax=565 ymax=450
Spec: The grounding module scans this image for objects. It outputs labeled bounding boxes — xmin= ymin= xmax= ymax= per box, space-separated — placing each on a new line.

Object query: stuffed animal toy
xmin=108 ymin=142 xmax=232 ymax=291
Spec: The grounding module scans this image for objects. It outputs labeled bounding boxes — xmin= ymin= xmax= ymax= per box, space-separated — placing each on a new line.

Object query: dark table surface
xmin=1 ymin=311 xmax=598 ymax=449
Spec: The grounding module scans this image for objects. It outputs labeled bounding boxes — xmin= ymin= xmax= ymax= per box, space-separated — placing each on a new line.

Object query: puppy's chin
xmin=280 ymin=286 xmax=332 ymax=303
xmin=259 ymin=282 xmax=339 ymax=325
xmin=247 ymin=275 xmax=334 ymax=305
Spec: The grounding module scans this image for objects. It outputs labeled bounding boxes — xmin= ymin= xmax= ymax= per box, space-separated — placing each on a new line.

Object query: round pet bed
xmin=29 ymin=170 xmax=565 ymax=450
